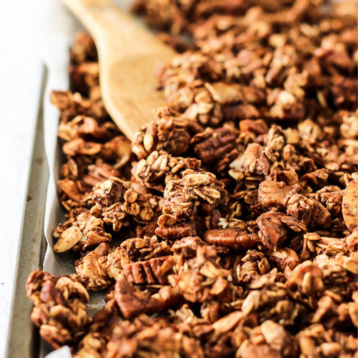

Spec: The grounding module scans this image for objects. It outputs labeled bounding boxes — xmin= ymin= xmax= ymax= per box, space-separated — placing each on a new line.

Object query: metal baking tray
xmin=6 ymin=68 xmax=49 ymax=358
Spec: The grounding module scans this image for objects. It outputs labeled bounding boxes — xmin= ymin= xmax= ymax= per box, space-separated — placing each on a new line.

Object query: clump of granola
xmin=26 ymin=271 xmax=91 ymax=349
xmin=27 ymin=0 xmax=358 ymax=356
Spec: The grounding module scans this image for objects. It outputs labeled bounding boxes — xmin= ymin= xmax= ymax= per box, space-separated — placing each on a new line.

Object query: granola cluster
xmin=27 ymin=1 xmax=358 ymax=357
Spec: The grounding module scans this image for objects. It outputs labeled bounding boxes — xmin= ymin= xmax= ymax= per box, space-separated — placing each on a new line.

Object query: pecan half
xmin=203 ymin=229 xmax=259 ymax=250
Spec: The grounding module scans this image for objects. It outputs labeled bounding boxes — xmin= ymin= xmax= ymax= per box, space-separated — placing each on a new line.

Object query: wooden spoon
xmin=61 ymin=0 xmax=176 ymax=140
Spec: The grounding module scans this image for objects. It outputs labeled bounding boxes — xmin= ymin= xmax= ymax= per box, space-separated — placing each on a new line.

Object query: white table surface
xmin=0 ymin=1 xmax=43 ymax=355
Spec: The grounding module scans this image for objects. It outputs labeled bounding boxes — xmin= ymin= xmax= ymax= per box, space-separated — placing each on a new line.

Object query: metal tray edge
xmin=6 ymin=67 xmax=49 ymax=358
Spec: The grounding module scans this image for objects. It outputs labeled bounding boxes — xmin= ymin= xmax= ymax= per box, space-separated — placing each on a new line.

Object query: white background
xmin=0 ymin=1 xmax=43 ymax=355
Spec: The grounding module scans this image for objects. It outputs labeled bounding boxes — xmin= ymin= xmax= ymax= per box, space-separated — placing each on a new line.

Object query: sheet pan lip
xmin=6 ymin=67 xmax=49 ymax=358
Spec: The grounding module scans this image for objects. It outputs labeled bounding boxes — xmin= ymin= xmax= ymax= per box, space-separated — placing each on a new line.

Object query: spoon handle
xmin=61 ymin=0 xmax=172 ymax=56
xmin=61 ymin=0 xmax=175 ymax=139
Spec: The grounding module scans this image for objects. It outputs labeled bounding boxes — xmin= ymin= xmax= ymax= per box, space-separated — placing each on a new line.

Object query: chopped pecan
xmin=123 ymin=256 xmax=176 ymax=285
xmin=191 ymin=127 xmax=237 ymax=164
xmin=239 ymin=119 xmax=268 ymax=135
xmin=284 ymin=194 xmax=332 ymax=228
xmin=203 ymin=229 xmax=259 ymax=250
xmin=155 ymin=222 xmax=196 ymax=241
xmin=257 ymin=211 xmax=306 ymax=249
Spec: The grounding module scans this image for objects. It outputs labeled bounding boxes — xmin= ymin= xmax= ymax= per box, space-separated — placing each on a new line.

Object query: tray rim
xmin=6 ymin=67 xmax=49 ymax=358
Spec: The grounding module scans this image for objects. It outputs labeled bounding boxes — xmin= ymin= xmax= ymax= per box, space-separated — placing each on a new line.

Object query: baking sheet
xmin=6 ymin=68 xmax=49 ymax=358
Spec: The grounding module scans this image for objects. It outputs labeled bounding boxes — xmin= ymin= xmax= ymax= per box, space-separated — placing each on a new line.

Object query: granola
xmin=27 ymin=0 xmax=358 ymax=356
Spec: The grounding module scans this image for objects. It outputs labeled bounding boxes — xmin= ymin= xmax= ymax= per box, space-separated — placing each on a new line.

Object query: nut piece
xmin=191 ymin=127 xmax=237 ymax=164
xmin=258 ymin=181 xmax=298 ymax=209
xmin=123 ymin=256 xmax=176 ymax=285
xmin=342 ymin=179 xmax=358 ymax=231
xmin=203 ymin=229 xmax=259 ymax=250
xmin=257 ymin=212 xmax=306 ymax=249
xmin=155 ymin=222 xmax=196 ymax=241
xmin=54 ymin=226 xmax=83 ymax=253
